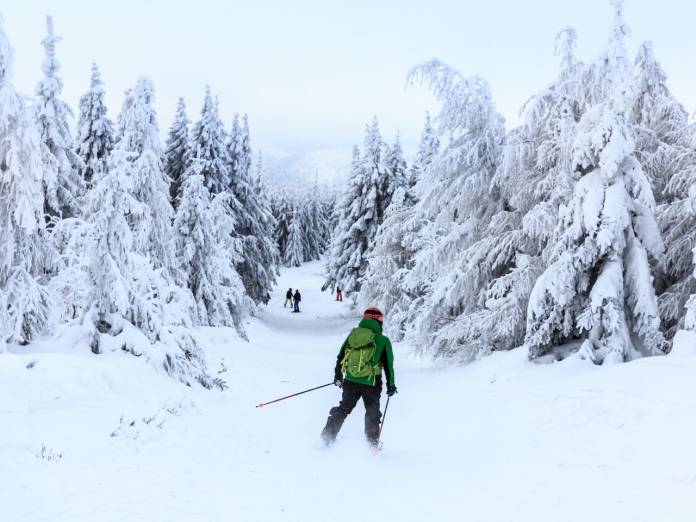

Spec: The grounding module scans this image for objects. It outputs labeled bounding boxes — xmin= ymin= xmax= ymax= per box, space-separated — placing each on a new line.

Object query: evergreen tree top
xmin=601 ymin=0 xmax=633 ymax=114
xmin=199 ymin=86 xmax=218 ymax=123
xmin=555 ymin=26 xmax=578 ymax=76
xmin=89 ymin=63 xmax=104 ymax=92
xmin=167 ymin=97 xmax=190 ymax=145
xmin=76 ymin=61 xmax=114 ymax=187
xmin=117 ymin=77 xmax=161 ymax=153
xmin=39 ymin=16 xmax=61 ymax=84
xmin=408 ymin=58 xmax=504 ymax=173
xmin=635 ymin=41 xmax=669 ymax=96
xmin=189 ymin=86 xmax=231 ymax=194
xmin=36 ymin=15 xmax=70 ymax=114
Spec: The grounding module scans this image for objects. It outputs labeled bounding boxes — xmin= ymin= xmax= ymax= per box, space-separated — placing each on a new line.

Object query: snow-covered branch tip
xmin=407 ymin=59 xmax=491 ymax=104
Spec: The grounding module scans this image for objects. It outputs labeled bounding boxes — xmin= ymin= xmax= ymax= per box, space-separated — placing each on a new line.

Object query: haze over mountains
xmin=262 ymin=146 xmax=353 ymax=189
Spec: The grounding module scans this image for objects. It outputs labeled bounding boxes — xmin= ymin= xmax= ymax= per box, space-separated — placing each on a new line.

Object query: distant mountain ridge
xmin=261 ymin=147 xmax=352 ymax=189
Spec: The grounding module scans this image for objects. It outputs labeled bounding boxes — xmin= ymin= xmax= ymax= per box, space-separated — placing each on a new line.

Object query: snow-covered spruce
xmin=112 ymin=78 xmax=176 ymax=275
xmin=284 ymin=207 xmax=306 ymax=268
xmin=629 ymin=42 xmax=696 ymax=339
xmin=83 ymin=79 xmax=185 ymax=345
xmin=321 ymin=191 xmax=337 ymax=245
xmin=173 ymin=170 xmax=249 ymax=336
xmin=75 ymin=63 xmax=114 ymax=190
xmin=272 ymin=190 xmax=292 ymax=260
xmin=358 ymin=187 xmax=421 ymax=341
xmin=382 ymin=59 xmax=505 ymax=360
xmin=189 ymin=87 xmax=231 ymax=196
xmin=525 ymin=107 xmax=665 ymax=363
xmin=407 ymin=112 xmax=439 ymax=197
xmin=271 ymin=187 xmax=332 ymax=266
xmin=165 ymin=97 xmax=191 ymax=207
xmin=299 ymin=187 xmax=328 ymax=262
xmin=359 ymin=116 xmax=439 ymax=341
xmin=383 ymin=133 xmax=408 ymax=206
xmin=79 ymin=82 xmax=215 ymax=385
xmin=252 ymin=152 xmax=281 ymax=291
xmin=324 ymin=119 xmax=403 ymax=296
xmin=35 ymin=16 xmax=84 ymax=219
xmin=525 ymin=2 xmax=665 ymax=363
xmin=0 ymin=20 xmax=56 ymax=346
xmin=227 ymin=114 xmax=279 ymax=305
xmin=443 ymin=26 xmax=585 ymax=356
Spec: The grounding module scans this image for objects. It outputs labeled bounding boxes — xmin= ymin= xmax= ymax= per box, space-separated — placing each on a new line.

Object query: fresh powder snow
xmin=2 ymin=2 xmax=696 ymax=521
xmin=2 ymin=261 xmax=696 ymax=522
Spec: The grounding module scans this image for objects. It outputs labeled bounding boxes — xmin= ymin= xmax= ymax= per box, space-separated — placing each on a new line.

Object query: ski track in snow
xmin=2 ymin=260 xmax=696 ymax=521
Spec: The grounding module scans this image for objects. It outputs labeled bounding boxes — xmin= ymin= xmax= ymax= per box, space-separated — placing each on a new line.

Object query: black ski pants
xmin=321 ymin=380 xmax=382 ymax=444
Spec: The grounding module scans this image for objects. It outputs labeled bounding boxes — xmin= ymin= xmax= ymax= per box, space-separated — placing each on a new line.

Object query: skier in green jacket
xmin=321 ymin=307 xmax=397 ymax=447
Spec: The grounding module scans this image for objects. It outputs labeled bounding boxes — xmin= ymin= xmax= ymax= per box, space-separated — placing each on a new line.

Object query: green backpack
xmin=341 ymin=327 xmax=382 ymax=380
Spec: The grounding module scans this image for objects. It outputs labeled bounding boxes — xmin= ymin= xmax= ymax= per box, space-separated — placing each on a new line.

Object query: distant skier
xmin=292 ymin=289 xmax=301 ymax=313
xmin=284 ymin=288 xmax=293 ymax=308
xmin=321 ymin=307 xmax=397 ymax=447
xmin=336 ymin=287 xmax=343 ymax=302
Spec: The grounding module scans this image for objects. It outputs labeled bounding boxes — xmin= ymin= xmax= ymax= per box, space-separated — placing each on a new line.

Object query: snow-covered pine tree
xmin=35 ymin=16 xmax=84 ymax=219
xmin=408 ymin=113 xmax=439 ymax=193
xmin=0 ymin=19 xmax=56 ymax=346
xmin=82 ymin=96 xmax=205 ymax=381
xmin=358 ymin=186 xmax=422 ymax=341
xmin=272 ymin=190 xmax=292 ymax=259
xmin=226 ymin=117 xmax=278 ymax=305
xmin=324 ymin=120 xmax=399 ymax=295
xmin=189 ymin=87 xmax=231 ymax=195
xmin=632 ymin=42 xmax=692 ymax=204
xmin=165 ymin=97 xmax=191 ymax=207
xmin=433 ymin=26 xmax=585 ymax=356
xmin=384 ymin=133 xmax=408 ymax=200
xmin=75 ymin=63 xmax=113 ymax=190
xmin=228 ymin=114 xmax=252 ymax=195
xmin=83 ymin=125 xmax=143 ymax=343
xmin=83 ymin=80 xmax=180 ymax=346
xmin=627 ymin=41 xmax=696 ymax=340
xmin=54 ymin=62 xmax=114 ymax=324
xmin=361 ymin=117 xmax=439 ymax=338
xmin=173 ymin=168 xmax=249 ymax=335
xmin=114 ymin=77 xmax=175 ymax=273
xmin=252 ymin=151 xmax=281 ymax=272
xmin=299 ymin=190 xmax=326 ymax=261
xmin=284 ymin=207 xmax=306 ymax=268
xmin=378 ymin=59 xmax=506 ymax=359
xmin=320 ymin=191 xmax=337 ymax=250
xmin=525 ymin=0 xmax=665 ymax=364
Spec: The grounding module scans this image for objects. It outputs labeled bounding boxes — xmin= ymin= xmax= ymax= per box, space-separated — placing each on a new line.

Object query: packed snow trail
xmin=2 ymin=261 xmax=696 ymax=521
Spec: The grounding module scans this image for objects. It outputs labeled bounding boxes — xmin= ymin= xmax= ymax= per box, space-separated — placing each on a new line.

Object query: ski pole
xmin=256 ymin=382 xmax=334 ymax=408
xmin=373 ymin=395 xmax=391 ymax=454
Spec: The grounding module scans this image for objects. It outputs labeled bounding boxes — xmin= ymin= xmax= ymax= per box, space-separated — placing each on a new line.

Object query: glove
xmin=387 ymin=385 xmax=397 ymax=397
xmin=334 ymin=376 xmax=343 ymax=388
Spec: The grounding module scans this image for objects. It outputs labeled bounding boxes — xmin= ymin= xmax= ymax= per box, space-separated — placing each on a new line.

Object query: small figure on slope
xmin=284 ymin=287 xmax=293 ymax=308
xmin=292 ymin=289 xmax=302 ymax=313
xmin=336 ymin=286 xmax=343 ymax=302
xmin=321 ymin=308 xmax=397 ymax=447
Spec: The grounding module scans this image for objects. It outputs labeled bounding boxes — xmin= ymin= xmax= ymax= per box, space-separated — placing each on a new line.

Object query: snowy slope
xmin=2 ymin=261 xmax=696 ymax=521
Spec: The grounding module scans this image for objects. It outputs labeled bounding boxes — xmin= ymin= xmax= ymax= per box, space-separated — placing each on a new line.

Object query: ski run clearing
xmin=2 ymin=260 xmax=696 ymax=522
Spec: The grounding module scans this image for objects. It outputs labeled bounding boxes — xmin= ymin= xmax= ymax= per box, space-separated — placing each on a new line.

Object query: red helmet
xmin=363 ymin=307 xmax=383 ymax=322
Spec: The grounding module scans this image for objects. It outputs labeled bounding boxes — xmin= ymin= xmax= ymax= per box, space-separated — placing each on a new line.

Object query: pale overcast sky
xmin=2 ymin=0 xmax=695 ymax=156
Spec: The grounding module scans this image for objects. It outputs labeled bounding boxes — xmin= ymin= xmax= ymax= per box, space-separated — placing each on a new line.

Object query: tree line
xmin=325 ymin=0 xmax=696 ymax=365
xmin=0 ymin=16 xmax=329 ymax=386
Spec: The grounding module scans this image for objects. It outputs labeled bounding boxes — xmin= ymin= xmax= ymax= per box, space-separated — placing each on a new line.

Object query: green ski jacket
xmin=334 ymin=318 xmax=396 ymax=387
